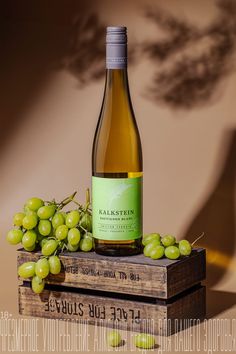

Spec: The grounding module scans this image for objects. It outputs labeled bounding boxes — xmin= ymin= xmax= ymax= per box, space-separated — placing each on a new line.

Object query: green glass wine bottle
xmin=92 ymin=26 xmax=143 ymax=256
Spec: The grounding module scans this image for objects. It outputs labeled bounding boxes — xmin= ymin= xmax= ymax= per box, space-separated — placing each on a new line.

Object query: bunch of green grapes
xmin=142 ymin=232 xmax=203 ymax=260
xmin=6 ymin=191 xmax=92 ymax=293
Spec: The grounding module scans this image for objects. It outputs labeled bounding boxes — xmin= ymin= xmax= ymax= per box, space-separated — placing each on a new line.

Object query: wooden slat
xmin=18 ymin=283 xmax=206 ymax=336
xmin=17 ymin=248 xmax=206 ymax=299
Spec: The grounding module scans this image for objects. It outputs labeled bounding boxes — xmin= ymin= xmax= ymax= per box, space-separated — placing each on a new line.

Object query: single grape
xmin=143 ymin=240 xmax=161 ymax=257
xmin=79 ymin=237 xmax=93 ymax=252
xmin=22 ymin=230 xmax=37 ymax=248
xmin=48 ymin=256 xmax=61 ymax=275
xmin=42 ymin=239 xmax=58 ymax=256
xmin=83 ymin=232 xmax=93 ymax=241
xmin=40 ymin=238 xmax=48 ymax=249
xmin=32 ymin=276 xmax=45 ymax=294
xmin=52 ymin=212 xmax=65 ymax=229
xmin=55 ymin=225 xmax=68 ymax=240
xmin=179 ymin=240 xmax=192 ymax=256
xmin=142 ymin=233 xmax=161 ymax=246
xmin=135 ymin=333 xmax=155 ymax=349
xmin=80 ymin=213 xmax=92 ymax=232
xmin=66 ymin=210 xmax=80 ymax=228
xmin=24 ymin=244 xmax=36 ymax=252
xmin=22 ymin=213 xmax=38 ymax=230
xmin=61 ymin=211 xmax=67 ymax=219
xmin=165 ymin=246 xmax=180 ymax=260
xmin=68 ymin=228 xmax=81 ymax=246
xmin=37 ymin=205 xmax=56 ymax=220
xmin=18 ymin=262 xmax=36 ymax=278
xmin=161 ymin=235 xmax=176 ymax=247
xmin=38 ymin=220 xmax=52 ymax=236
xmin=25 ymin=210 xmax=38 ymax=216
xmin=35 ymin=258 xmax=50 ymax=279
xmin=67 ymin=243 xmax=79 ymax=252
xmin=26 ymin=197 xmax=44 ymax=211
xmin=6 ymin=229 xmax=23 ymax=245
xmin=106 ymin=330 xmax=122 ymax=347
xmin=24 ymin=205 xmax=31 ymax=213
xmin=149 ymin=245 xmax=165 ymax=260
xmin=13 ymin=212 xmax=25 ymax=227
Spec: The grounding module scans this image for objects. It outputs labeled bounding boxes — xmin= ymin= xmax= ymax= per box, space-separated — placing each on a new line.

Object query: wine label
xmin=92 ymin=176 xmax=142 ymax=241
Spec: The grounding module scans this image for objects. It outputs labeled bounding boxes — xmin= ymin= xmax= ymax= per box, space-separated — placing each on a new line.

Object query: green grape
xmin=161 ymin=235 xmax=176 ymax=247
xmin=61 ymin=211 xmax=67 ymax=219
xmin=135 ymin=333 xmax=155 ymax=349
xmin=83 ymin=232 xmax=94 ymax=249
xmin=24 ymin=244 xmax=36 ymax=252
xmin=80 ymin=213 xmax=92 ymax=232
xmin=66 ymin=210 xmax=80 ymax=228
xmin=79 ymin=237 xmax=93 ymax=252
xmin=68 ymin=228 xmax=81 ymax=246
xmin=106 ymin=330 xmax=122 ymax=347
xmin=38 ymin=220 xmax=52 ymax=236
xmin=179 ymin=240 xmax=192 ymax=256
xmin=142 ymin=233 xmax=161 ymax=246
xmin=22 ymin=213 xmax=38 ymax=230
xmin=40 ymin=238 xmax=48 ymax=249
xmin=83 ymin=232 xmax=93 ymax=240
xmin=26 ymin=197 xmax=44 ymax=211
xmin=42 ymin=239 xmax=58 ymax=256
xmin=67 ymin=243 xmax=79 ymax=252
xmin=32 ymin=276 xmax=45 ymax=294
xmin=18 ymin=262 xmax=35 ymax=278
xmin=52 ymin=212 xmax=65 ymax=229
xmin=37 ymin=205 xmax=56 ymax=220
xmin=22 ymin=230 xmax=37 ymax=248
xmin=13 ymin=212 xmax=25 ymax=227
xmin=143 ymin=240 xmax=161 ymax=257
xmin=149 ymin=245 xmax=165 ymax=260
xmin=24 ymin=205 xmax=31 ymax=213
xmin=25 ymin=210 xmax=38 ymax=217
xmin=55 ymin=225 xmax=68 ymax=240
xmin=35 ymin=258 xmax=50 ymax=279
xmin=6 ymin=229 xmax=23 ymax=245
xmin=48 ymin=256 xmax=61 ymax=275
xmin=165 ymin=246 xmax=180 ymax=260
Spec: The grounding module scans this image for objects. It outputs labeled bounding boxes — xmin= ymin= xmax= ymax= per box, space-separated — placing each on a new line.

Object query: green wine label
xmin=92 ymin=176 xmax=142 ymax=240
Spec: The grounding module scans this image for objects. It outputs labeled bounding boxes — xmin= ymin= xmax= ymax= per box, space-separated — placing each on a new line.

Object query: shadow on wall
xmin=1 ymin=0 xmax=236 ymax=162
xmin=58 ymin=14 xmax=105 ymax=86
xmin=142 ymin=0 xmax=236 ymax=109
xmin=183 ymin=129 xmax=236 ymax=288
xmin=0 ymin=1 xmax=105 ymax=159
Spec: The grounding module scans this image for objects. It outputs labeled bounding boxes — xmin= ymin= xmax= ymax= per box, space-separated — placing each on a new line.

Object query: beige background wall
xmin=0 ymin=1 xmax=235 ymax=353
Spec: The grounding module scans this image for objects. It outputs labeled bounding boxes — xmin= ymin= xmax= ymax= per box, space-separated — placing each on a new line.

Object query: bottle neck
xmin=105 ymin=68 xmax=129 ymax=97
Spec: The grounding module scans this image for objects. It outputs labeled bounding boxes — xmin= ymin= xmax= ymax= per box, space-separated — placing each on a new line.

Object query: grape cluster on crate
xmin=142 ymin=232 xmax=203 ymax=260
xmin=6 ymin=191 xmax=92 ymax=294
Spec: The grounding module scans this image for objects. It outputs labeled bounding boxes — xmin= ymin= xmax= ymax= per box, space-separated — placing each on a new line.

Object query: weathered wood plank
xmin=18 ymin=283 xmax=205 ymax=336
xmin=17 ymin=248 xmax=206 ymax=299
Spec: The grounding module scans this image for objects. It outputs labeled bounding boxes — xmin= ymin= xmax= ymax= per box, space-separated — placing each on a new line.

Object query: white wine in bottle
xmin=92 ymin=26 xmax=143 ymax=256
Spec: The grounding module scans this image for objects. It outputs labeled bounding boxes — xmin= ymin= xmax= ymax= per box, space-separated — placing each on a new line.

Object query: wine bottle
xmin=92 ymin=26 xmax=143 ymax=256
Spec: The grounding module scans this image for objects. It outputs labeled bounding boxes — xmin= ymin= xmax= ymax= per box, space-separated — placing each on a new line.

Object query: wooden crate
xmin=17 ymin=248 xmax=206 ymax=336
xmin=17 ymin=248 xmax=206 ymax=299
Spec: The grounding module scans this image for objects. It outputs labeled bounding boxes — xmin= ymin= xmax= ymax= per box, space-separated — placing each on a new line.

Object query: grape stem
xmin=72 ymin=200 xmax=83 ymax=209
xmin=58 ymin=191 xmax=80 ymax=210
xmin=191 ymin=232 xmax=205 ymax=246
xmin=79 ymin=225 xmax=87 ymax=233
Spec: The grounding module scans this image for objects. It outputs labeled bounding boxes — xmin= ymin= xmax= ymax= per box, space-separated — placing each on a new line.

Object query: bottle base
xmin=94 ymin=238 xmax=142 ymax=257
